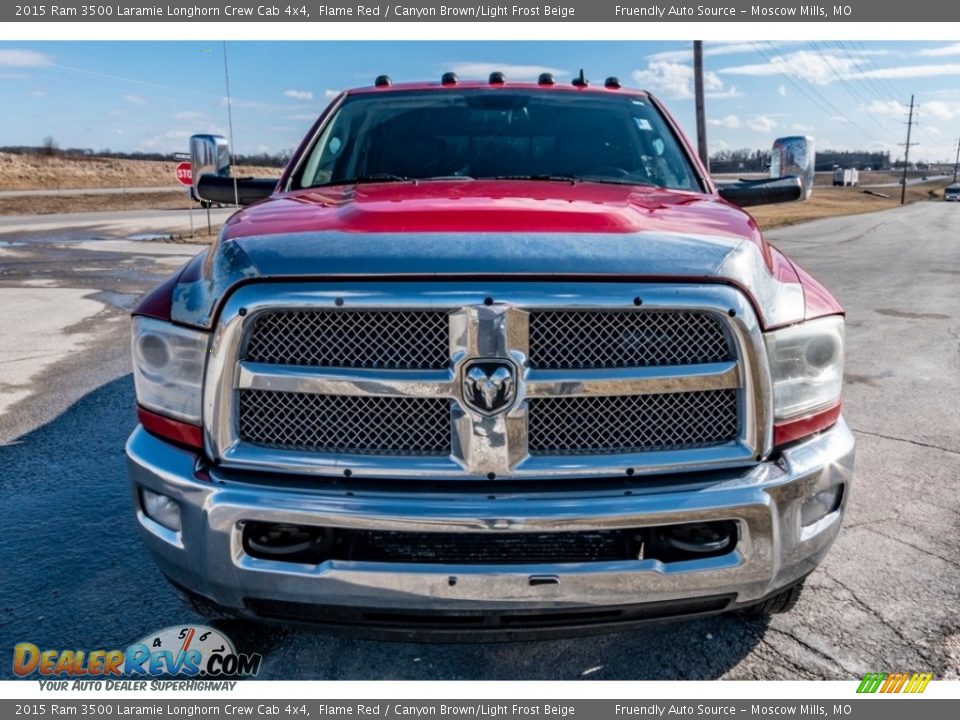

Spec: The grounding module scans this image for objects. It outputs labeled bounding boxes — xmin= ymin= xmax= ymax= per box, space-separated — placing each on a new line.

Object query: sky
xmin=3 ymin=40 xmax=960 ymax=162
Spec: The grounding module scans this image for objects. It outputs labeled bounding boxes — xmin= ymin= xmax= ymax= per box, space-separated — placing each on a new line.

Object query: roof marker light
xmin=604 ymin=76 xmax=621 ymax=89
xmin=489 ymin=71 xmax=506 ymax=84
xmin=374 ymin=75 xmax=392 ymax=88
xmin=441 ymin=72 xmax=458 ymax=85
xmin=538 ymin=73 xmax=556 ymax=86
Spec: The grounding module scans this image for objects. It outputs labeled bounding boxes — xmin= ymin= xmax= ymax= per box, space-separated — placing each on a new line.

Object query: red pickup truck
xmin=127 ymin=73 xmax=854 ymax=637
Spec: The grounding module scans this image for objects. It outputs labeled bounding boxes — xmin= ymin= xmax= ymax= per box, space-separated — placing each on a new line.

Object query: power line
xmin=807 ymin=40 xmax=892 ymax=136
xmin=849 ymin=40 xmax=905 ymax=100
xmin=749 ymin=42 xmax=886 ymax=144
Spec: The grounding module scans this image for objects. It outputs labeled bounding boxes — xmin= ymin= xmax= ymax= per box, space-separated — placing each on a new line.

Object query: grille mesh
xmin=245 ymin=310 xmax=449 ymax=369
xmin=528 ymin=310 xmax=731 ymax=369
xmin=328 ymin=529 xmax=638 ymax=564
xmin=528 ymin=389 xmax=739 ymax=455
xmin=238 ymin=390 xmax=451 ymax=455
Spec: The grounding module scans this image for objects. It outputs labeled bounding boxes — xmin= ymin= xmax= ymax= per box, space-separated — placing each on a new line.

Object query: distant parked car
xmin=944 ymin=183 xmax=960 ymax=201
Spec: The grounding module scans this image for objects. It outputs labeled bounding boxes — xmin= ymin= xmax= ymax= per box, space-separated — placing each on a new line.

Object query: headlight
xmin=764 ymin=316 xmax=844 ymax=421
xmin=132 ymin=317 xmax=209 ymax=424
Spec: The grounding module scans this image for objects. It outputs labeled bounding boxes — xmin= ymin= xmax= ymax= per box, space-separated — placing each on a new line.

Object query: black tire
xmin=166 ymin=576 xmax=237 ymax=622
xmin=740 ymin=580 xmax=805 ymax=617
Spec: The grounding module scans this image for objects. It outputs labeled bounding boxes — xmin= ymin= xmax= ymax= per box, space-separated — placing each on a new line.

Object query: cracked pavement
xmin=0 ymin=201 xmax=958 ymax=680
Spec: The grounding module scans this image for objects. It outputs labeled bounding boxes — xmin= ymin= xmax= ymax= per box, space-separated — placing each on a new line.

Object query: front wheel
xmin=740 ymin=580 xmax=805 ymax=617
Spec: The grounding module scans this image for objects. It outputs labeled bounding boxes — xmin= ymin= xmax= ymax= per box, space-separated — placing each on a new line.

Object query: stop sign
xmin=175 ymin=161 xmax=192 ymax=187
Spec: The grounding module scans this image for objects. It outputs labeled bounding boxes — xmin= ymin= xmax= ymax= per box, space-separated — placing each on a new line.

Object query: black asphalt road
xmin=1 ymin=202 xmax=958 ymax=680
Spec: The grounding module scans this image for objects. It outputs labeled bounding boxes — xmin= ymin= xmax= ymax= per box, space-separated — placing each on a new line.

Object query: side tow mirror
xmin=714 ymin=135 xmax=814 ymax=208
xmin=715 ymin=176 xmax=803 ymax=207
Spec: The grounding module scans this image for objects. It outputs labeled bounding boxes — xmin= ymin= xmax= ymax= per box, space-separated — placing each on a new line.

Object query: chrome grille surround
xmin=244 ymin=309 xmax=449 ymax=369
xmin=529 ymin=309 xmax=731 ymax=369
xmin=204 ymin=282 xmax=773 ymax=480
xmin=528 ymin=389 xmax=739 ymax=455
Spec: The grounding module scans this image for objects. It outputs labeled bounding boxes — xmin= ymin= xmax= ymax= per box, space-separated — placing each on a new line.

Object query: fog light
xmin=141 ymin=488 xmax=182 ymax=532
xmin=801 ymin=484 xmax=844 ymax=527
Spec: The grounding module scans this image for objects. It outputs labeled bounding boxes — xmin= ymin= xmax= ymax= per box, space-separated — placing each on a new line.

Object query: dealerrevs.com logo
xmin=13 ymin=625 xmax=262 ymax=682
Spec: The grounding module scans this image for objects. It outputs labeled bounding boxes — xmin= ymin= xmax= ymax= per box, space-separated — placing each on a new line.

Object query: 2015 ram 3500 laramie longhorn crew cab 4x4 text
xmin=126 ymin=73 xmax=854 ymax=637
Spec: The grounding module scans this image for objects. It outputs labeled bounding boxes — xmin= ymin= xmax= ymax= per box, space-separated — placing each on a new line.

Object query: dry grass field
xmin=748 ymin=180 xmax=953 ymax=229
xmin=0 ymin=152 xmax=951 ymax=232
xmin=0 ymin=152 xmax=281 ymax=191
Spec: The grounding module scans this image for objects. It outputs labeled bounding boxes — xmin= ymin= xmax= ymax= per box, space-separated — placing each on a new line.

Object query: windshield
xmin=294 ymin=89 xmax=702 ymax=192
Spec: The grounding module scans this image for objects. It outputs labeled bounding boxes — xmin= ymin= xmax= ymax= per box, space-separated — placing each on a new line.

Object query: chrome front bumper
xmin=126 ymin=418 xmax=855 ymax=624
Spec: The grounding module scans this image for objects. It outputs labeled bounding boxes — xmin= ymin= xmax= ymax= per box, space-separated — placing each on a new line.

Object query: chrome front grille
xmin=529 ymin=310 xmax=731 ymax=369
xmin=208 ymin=282 xmax=769 ymax=479
xmin=528 ymin=389 xmax=739 ymax=456
xmin=238 ymin=390 xmax=451 ymax=455
xmin=245 ymin=309 xmax=449 ymax=369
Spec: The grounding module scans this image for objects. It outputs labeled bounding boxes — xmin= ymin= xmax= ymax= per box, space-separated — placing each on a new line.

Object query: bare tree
xmin=41 ymin=135 xmax=59 ymax=158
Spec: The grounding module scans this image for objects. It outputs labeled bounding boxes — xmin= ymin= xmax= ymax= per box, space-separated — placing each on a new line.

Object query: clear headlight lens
xmin=764 ymin=316 xmax=844 ymax=421
xmin=132 ymin=317 xmax=209 ymax=424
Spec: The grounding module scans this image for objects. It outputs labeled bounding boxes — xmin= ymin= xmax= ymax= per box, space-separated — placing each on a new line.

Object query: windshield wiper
xmin=493 ymin=174 xmax=581 ymax=184
xmin=324 ymin=173 xmax=414 ymax=186
xmin=578 ymin=176 xmax=660 ymax=188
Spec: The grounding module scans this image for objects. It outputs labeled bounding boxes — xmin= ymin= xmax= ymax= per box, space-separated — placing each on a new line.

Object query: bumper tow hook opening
xmin=649 ymin=521 xmax=738 ymax=562
xmin=529 ymin=575 xmax=560 ymax=587
xmin=244 ymin=522 xmax=330 ymax=562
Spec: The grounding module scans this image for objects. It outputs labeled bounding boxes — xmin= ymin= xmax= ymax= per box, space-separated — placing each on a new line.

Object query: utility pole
xmin=953 ymin=136 xmax=959 ymax=183
xmin=693 ymin=40 xmax=709 ymax=172
xmin=900 ymin=94 xmax=916 ymax=205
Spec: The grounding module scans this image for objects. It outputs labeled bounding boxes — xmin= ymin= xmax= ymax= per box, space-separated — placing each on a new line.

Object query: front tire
xmin=740 ymin=580 xmax=805 ymax=617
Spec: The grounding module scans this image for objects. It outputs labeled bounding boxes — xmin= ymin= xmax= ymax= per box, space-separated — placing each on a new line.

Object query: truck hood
xmin=170 ymin=180 xmax=805 ymax=329
xmin=220 ymin=180 xmax=764 ymax=242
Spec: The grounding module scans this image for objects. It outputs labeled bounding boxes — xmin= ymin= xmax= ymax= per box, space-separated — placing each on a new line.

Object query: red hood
xmin=222 ymin=179 xmax=765 ymax=248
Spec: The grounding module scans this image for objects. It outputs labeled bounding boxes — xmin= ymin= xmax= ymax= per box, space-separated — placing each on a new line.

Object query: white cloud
xmin=916 ymin=43 xmax=960 ymax=57
xmin=324 ymin=89 xmax=340 ymax=99
xmin=174 ymin=110 xmax=206 ymax=121
xmin=862 ymin=100 xmax=906 ymax=116
xmin=791 ymin=123 xmax=815 ymax=132
xmin=140 ymin=126 xmax=226 ymax=151
xmin=852 ymin=63 xmax=960 ymax=80
xmin=140 ymin=128 xmax=193 ymax=149
xmin=0 ymin=49 xmax=52 ymax=67
xmin=746 ymin=115 xmax=778 ymax=133
xmin=284 ymin=89 xmax=313 ymax=100
xmin=447 ymin=62 xmax=566 ymax=81
xmin=219 ymin=96 xmax=276 ymax=110
xmin=631 ymin=61 xmax=740 ymax=100
xmin=124 ymin=94 xmax=148 ymax=105
xmin=31 ymin=89 xmax=47 ymax=98
xmin=778 ymin=85 xmax=788 ymax=97
xmin=707 ymin=114 xmax=741 ymax=129
xmin=647 ymin=41 xmax=796 ymax=63
xmin=919 ymin=100 xmax=960 ymax=121
xmin=720 ymin=50 xmax=862 ymax=85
